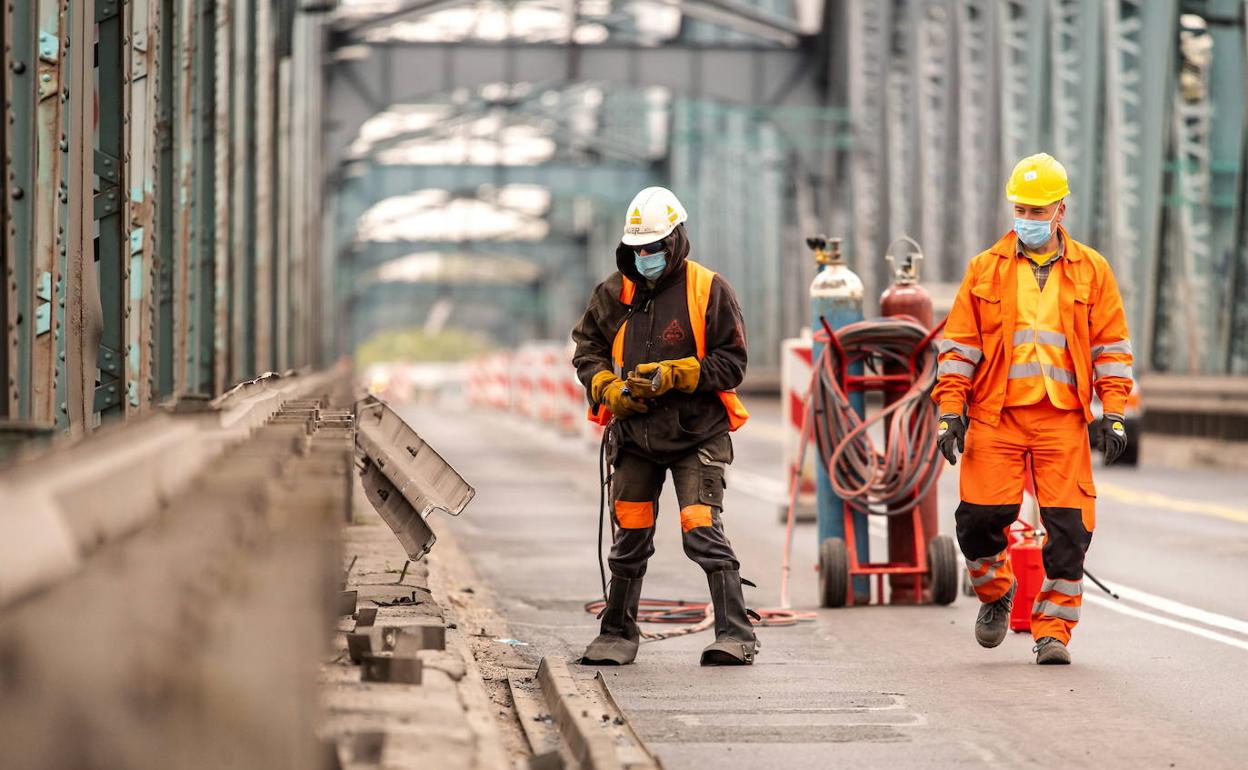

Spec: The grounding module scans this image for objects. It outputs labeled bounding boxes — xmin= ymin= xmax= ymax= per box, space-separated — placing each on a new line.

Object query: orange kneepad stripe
xmin=680 ymin=504 xmax=714 ymax=532
xmin=615 ymin=500 xmax=655 ymax=529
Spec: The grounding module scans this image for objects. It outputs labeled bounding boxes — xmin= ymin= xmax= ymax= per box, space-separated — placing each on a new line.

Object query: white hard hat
xmin=620 ymin=186 xmax=688 ymax=246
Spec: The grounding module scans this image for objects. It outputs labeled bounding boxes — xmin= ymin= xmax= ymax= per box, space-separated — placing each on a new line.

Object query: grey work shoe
xmin=1033 ymin=636 xmax=1071 ymax=665
xmin=581 ymin=576 xmax=644 ymax=666
xmin=700 ymin=569 xmax=759 ymax=666
xmin=974 ymin=582 xmax=1016 ymax=649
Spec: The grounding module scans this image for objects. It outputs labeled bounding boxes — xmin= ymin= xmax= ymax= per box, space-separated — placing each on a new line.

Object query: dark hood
xmin=615 ymin=224 xmax=691 ymax=289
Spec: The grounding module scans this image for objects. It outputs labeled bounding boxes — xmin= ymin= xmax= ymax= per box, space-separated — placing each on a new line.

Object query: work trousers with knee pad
xmin=608 ymin=433 xmax=742 ymax=579
xmin=954 ymin=401 xmax=1096 ymax=645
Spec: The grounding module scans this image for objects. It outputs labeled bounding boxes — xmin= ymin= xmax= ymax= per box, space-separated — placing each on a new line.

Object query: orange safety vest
xmin=588 ymin=260 xmax=749 ymax=431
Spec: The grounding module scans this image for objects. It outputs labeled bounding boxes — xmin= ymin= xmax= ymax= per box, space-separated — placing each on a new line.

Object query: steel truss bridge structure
xmin=2 ymin=0 xmax=1248 ymax=438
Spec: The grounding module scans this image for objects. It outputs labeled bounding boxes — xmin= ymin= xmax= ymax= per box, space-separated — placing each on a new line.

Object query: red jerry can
xmin=1007 ymin=522 xmax=1045 ymax=632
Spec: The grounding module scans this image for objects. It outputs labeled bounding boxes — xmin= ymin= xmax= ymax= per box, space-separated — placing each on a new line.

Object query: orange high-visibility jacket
xmin=588 ymin=260 xmax=749 ymax=430
xmin=933 ymin=228 xmax=1134 ymax=426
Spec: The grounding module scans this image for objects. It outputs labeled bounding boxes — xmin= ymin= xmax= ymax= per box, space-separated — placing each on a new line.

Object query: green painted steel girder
xmin=325 ymin=41 xmax=821 ymax=169
xmin=340 ymin=162 xmax=655 ymax=208
xmin=344 ymin=237 xmax=587 ymax=270
xmin=332 ymin=161 xmax=653 ymax=257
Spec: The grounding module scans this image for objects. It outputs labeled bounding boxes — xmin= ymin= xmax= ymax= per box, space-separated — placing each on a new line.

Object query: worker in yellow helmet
xmin=932 ymin=153 xmax=1134 ymax=665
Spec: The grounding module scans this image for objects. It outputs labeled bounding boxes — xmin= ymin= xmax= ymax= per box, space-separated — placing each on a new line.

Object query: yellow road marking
xmin=1097 ymin=481 xmax=1248 ymax=525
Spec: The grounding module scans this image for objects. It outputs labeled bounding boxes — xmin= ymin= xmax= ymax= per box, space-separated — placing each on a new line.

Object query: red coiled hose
xmin=811 ymin=316 xmax=944 ymax=517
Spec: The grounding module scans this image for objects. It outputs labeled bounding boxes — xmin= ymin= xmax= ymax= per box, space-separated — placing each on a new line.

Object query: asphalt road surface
xmin=408 ymin=397 xmax=1248 ymax=769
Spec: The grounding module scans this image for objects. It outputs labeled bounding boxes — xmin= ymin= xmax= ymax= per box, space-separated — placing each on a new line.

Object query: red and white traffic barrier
xmin=781 ymin=335 xmax=817 ymax=521
xmin=510 ymin=345 xmax=538 ymax=417
xmin=483 ymin=351 xmax=511 ymax=410
xmin=464 ymin=341 xmax=605 ymax=447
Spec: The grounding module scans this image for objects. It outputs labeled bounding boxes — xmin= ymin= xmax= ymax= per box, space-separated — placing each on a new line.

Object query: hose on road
xmin=581 ymin=598 xmax=816 ymax=642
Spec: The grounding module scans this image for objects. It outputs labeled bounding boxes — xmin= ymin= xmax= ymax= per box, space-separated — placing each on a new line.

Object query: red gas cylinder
xmin=880 ymin=238 xmax=937 ymax=601
xmin=1007 ymin=522 xmax=1045 ymax=632
xmin=880 ymin=270 xmax=933 ymax=326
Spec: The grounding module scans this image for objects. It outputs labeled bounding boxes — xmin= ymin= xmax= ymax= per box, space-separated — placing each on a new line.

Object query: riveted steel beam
xmin=4 ymin=0 xmax=36 ymax=420
xmin=64 ymin=0 xmax=98 ymax=436
xmin=213 ymin=0 xmax=232 ymax=394
xmin=127 ymin=0 xmax=160 ymax=413
xmin=954 ymin=0 xmax=1001 ymax=264
xmin=997 ymin=1 xmax=1050 ymax=168
xmin=1049 ymin=0 xmax=1105 ymax=243
xmin=230 ymin=0 xmax=257 ymax=382
xmin=96 ymin=0 xmax=128 ymax=420
xmin=1203 ymin=0 xmax=1246 ymax=373
xmin=1103 ymin=0 xmax=1179 ymax=371
xmin=255 ymin=0 xmax=275 ymax=373
xmin=156 ymin=0 xmax=177 ymax=400
xmin=26 ymin=0 xmax=73 ymax=429
xmin=846 ymin=0 xmax=891 ymax=290
xmin=912 ymin=0 xmax=956 ymax=282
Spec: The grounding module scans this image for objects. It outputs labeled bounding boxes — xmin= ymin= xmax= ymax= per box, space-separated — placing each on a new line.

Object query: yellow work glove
xmin=626 ymin=357 xmax=701 ymax=398
xmin=591 ymin=370 xmax=649 ymax=420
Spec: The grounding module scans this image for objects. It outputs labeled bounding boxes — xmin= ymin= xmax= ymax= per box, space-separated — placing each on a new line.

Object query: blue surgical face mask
xmin=1014 ymin=211 xmax=1058 ymax=250
xmin=634 ymin=250 xmax=667 ymax=280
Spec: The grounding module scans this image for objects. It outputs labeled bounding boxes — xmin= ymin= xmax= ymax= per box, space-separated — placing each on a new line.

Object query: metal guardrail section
xmin=354 ymin=395 xmax=475 ymax=560
xmin=1139 ymin=375 xmax=1248 ymax=443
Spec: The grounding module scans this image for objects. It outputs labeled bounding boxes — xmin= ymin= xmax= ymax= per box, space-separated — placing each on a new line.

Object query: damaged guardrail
xmin=354 ymin=394 xmax=475 ymax=560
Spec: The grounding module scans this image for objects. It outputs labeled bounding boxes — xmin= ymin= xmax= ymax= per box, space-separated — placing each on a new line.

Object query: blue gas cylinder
xmin=809 ymin=238 xmax=869 ymax=600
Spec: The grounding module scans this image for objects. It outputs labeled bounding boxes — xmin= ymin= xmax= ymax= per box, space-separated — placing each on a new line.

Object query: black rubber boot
xmin=700 ymin=569 xmax=758 ymax=666
xmin=581 ymin=576 xmax=644 ymax=666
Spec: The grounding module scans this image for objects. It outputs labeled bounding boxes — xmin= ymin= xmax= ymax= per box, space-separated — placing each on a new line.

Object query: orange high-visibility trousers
xmin=954 ymin=401 xmax=1096 ymax=644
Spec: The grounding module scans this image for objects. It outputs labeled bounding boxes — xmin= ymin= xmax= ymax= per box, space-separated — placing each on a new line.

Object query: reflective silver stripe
xmin=1008 ymin=362 xmax=1076 ymax=385
xmin=1033 ymin=599 xmax=1081 ymax=622
xmin=939 ymin=339 xmax=983 ymax=364
xmin=1040 ymin=578 xmax=1083 ymax=597
xmin=968 ymin=568 xmax=1001 ymax=587
xmin=1046 ymin=366 xmax=1077 ymax=386
xmin=966 ymin=556 xmax=999 ymax=570
xmin=1094 ymin=362 xmax=1134 ymax=380
xmin=1092 ymin=339 xmax=1133 ymax=359
xmin=939 ymin=360 xmax=976 ymax=378
xmin=1008 ymin=362 xmax=1043 ymax=379
xmin=1012 ymin=329 xmax=1067 ymax=348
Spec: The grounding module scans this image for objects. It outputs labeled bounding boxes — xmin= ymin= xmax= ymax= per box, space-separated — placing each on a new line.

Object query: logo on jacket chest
xmin=661 ymin=319 xmax=686 ymax=345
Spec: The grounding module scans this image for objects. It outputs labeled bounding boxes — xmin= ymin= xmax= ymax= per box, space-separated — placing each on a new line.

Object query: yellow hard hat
xmin=1005 ymin=153 xmax=1070 ymax=206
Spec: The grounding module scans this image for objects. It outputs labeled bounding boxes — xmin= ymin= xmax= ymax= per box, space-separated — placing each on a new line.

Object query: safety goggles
xmin=634 ymin=240 xmax=665 ymax=254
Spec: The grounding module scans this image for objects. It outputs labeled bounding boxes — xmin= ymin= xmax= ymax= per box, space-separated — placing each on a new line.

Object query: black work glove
xmin=937 ymin=413 xmax=967 ymax=466
xmin=1093 ymin=413 xmax=1128 ymax=466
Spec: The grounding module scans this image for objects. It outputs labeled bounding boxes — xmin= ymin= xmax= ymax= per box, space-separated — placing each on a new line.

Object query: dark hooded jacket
xmin=571 ymin=225 xmax=748 ymax=463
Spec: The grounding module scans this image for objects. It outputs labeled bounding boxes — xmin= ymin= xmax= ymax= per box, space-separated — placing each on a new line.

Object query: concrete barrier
xmin=0 ymin=371 xmax=342 ymax=607
xmin=0 ymin=390 xmax=352 ymax=770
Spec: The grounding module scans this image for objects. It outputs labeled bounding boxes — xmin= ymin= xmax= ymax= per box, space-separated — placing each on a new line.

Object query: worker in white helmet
xmin=572 ymin=186 xmax=757 ymax=666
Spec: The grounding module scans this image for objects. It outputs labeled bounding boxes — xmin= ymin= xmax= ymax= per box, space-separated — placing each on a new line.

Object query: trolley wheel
xmin=927 ymin=534 xmax=959 ymax=606
xmin=819 ymin=537 xmax=850 ymax=608
xmin=961 ymin=569 xmax=976 ymax=598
